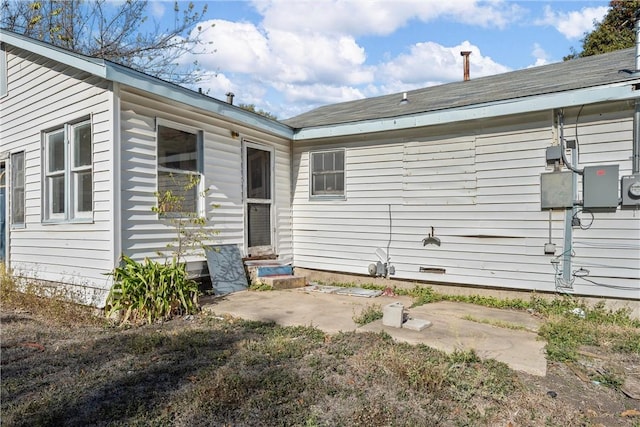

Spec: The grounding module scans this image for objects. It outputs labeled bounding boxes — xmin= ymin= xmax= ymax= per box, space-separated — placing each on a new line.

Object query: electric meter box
xmin=621 ymin=174 xmax=640 ymax=208
xmin=540 ymin=171 xmax=573 ymax=210
xmin=582 ymin=165 xmax=619 ymax=211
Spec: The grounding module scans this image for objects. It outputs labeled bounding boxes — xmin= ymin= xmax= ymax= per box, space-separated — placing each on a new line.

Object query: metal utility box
xmin=540 ymin=171 xmax=573 ymax=210
xmin=545 ymin=146 xmax=562 ymax=165
xmin=621 ymin=174 xmax=640 ymax=209
xmin=582 ymin=165 xmax=619 ymax=211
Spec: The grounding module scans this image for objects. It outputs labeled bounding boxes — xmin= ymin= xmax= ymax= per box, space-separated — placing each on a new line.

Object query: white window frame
xmin=155 ymin=119 xmax=204 ymax=218
xmin=309 ymin=149 xmax=346 ymax=199
xmin=1 ymin=42 xmax=7 ymax=98
xmin=10 ymin=151 xmax=25 ymax=227
xmin=43 ymin=118 xmax=93 ymax=222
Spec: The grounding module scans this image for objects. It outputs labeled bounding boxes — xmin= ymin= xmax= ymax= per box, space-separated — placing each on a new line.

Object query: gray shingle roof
xmin=283 ymin=48 xmax=637 ymax=129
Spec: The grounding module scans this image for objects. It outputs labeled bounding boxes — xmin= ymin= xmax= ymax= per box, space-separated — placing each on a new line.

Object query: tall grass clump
xmin=106 ymin=255 xmax=199 ymax=325
xmin=539 ymin=301 xmax=640 ymax=362
xmin=1 ymin=264 xmax=99 ymax=325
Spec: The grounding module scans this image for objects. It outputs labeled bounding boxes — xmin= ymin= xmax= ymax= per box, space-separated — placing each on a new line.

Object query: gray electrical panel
xmin=540 ymin=171 xmax=573 ymax=210
xmin=582 ymin=165 xmax=619 ymax=211
xmin=545 ymin=146 xmax=562 ymax=165
xmin=621 ymin=174 xmax=640 ymax=209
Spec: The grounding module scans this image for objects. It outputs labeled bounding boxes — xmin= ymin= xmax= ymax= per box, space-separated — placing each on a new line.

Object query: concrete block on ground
xmin=403 ymin=318 xmax=432 ymax=331
xmin=383 ymin=301 xmax=405 ymax=328
xmin=260 ymin=275 xmax=306 ymax=290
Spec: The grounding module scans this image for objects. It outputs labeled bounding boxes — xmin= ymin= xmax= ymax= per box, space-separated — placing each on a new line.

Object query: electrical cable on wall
xmin=551 ymin=248 xmax=576 ymax=290
xmin=558 ymin=109 xmax=584 ymax=175
xmin=576 ymin=270 xmax=639 ymax=291
xmin=574 ymin=241 xmax=640 ymax=249
xmin=552 ymin=244 xmax=639 ymax=291
xmin=386 ymin=203 xmax=393 ymax=278
xmin=572 ymin=208 xmax=594 ymax=230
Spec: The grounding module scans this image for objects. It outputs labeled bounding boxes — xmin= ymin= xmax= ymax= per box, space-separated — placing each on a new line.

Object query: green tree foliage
xmin=238 ymin=103 xmax=278 ymax=120
xmin=152 ymin=173 xmax=216 ymax=263
xmin=566 ymin=0 xmax=639 ymax=60
xmin=0 ymin=0 xmax=212 ymax=84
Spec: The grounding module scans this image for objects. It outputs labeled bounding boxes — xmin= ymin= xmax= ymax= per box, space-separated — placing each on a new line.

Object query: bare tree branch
xmin=1 ymin=0 xmax=213 ymax=84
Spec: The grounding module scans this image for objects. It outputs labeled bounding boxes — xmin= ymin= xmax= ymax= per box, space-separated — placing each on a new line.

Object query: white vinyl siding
xmin=119 ymin=88 xmax=292 ymax=266
xmin=403 ymin=136 xmax=476 ymax=205
xmin=0 ymin=44 xmax=114 ymax=303
xmin=292 ymin=105 xmax=639 ymax=300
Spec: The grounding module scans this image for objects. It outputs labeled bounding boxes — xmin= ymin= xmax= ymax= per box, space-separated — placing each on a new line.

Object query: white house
xmin=1 ymin=29 xmax=638 ymax=304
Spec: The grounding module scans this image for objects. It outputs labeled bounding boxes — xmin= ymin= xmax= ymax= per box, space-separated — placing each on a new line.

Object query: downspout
xmin=633 ymin=10 xmax=640 ymax=174
xmin=558 ymin=110 xmax=577 ymax=288
xmin=112 ymin=82 xmax=122 ymax=275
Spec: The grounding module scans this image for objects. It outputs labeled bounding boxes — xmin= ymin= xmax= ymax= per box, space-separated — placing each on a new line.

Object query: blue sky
xmin=148 ymin=0 xmax=611 ymax=119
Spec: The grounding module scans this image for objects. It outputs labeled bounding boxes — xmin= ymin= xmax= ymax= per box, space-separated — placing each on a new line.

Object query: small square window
xmin=310 ymin=150 xmax=345 ymax=198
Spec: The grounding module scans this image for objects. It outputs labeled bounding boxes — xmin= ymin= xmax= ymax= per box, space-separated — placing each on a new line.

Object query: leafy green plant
xmin=105 ymin=174 xmax=219 ymax=324
xmin=106 ymin=255 xmax=199 ymax=325
xmin=153 ymin=173 xmax=216 ymax=263
xmin=352 ymin=304 xmax=383 ymax=325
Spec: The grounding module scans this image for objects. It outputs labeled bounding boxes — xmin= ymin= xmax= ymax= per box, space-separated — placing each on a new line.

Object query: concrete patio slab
xmin=201 ymin=289 xmax=548 ymax=376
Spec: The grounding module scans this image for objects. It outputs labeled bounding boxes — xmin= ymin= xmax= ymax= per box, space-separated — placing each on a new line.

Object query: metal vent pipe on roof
xmin=460 ymin=51 xmax=471 ymax=81
xmin=226 ymin=92 xmax=235 ymax=105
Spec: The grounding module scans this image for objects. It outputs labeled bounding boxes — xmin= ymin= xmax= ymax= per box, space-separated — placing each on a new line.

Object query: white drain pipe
xmin=634 ymin=11 xmax=640 ymax=173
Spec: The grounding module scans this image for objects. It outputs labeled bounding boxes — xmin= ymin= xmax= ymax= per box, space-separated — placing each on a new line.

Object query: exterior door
xmin=244 ymin=143 xmax=274 ymax=256
xmin=0 ymin=160 xmax=5 ymax=263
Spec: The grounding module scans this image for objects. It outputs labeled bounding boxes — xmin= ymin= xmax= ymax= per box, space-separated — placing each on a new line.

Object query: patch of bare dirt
xmin=517 ymin=351 xmax=640 ymax=426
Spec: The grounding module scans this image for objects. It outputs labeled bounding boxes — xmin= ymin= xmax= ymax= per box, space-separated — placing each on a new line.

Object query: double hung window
xmin=43 ymin=120 xmax=93 ymax=221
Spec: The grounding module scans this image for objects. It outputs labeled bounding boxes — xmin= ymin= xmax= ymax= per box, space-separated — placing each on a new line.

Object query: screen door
xmin=245 ymin=144 xmax=273 ymax=255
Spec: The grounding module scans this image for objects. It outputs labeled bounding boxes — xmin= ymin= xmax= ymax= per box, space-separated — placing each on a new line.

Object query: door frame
xmin=242 ymin=140 xmax=275 ymax=257
xmin=0 ymin=158 xmax=5 ymax=264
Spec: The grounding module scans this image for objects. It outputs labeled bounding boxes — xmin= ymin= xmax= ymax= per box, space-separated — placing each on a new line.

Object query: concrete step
xmin=244 ymin=259 xmax=293 ymax=283
xmin=258 ymin=275 xmax=307 ymax=290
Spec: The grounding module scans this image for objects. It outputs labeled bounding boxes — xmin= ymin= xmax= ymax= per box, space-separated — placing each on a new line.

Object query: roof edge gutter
xmin=0 ymin=29 xmax=294 ymax=140
xmin=106 ymin=63 xmax=294 ymax=140
xmin=0 ymin=29 xmax=107 ymax=77
xmin=292 ymin=81 xmax=640 ymax=141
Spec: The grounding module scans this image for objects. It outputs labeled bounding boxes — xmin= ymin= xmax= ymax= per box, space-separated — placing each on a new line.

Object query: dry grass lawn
xmin=1 ymin=280 xmax=639 ymax=426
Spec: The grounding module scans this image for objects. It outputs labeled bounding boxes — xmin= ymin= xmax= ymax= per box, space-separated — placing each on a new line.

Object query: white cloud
xmin=537 ymin=5 xmax=609 ymax=39
xmin=266 ymin=29 xmax=372 ymax=85
xmin=252 ymin=0 xmax=524 ymax=35
xmin=530 ymin=43 xmax=551 ymax=67
xmin=377 ymin=41 xmax=510 ymax=86
xmin=194 ymin=20 xmax=272 ymax=74
xmin=178 ymin=1 xmax=523 ymax=118
xmin=192 ymin=20 xmax=373 ymax=85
